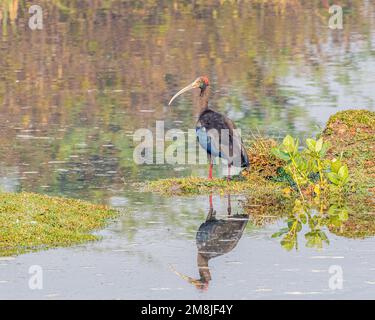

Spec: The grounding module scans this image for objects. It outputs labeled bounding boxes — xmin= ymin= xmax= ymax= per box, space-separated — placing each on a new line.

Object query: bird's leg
xmin=227 ymin=194 xmax=232 ymax=216
xmin=208 ymin=155 xmax=213 ymax=180
xmin=227 ymin=164 xmax=231 ymax=181
xmin=208 ymin=164 xmax=213 ymax=180
xmin=206 ymin=194 xmax=216 ymax=221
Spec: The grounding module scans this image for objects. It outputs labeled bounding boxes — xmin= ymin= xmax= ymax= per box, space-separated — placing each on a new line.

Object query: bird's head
xmin=168 ymin=76 xmax=209 ymax=106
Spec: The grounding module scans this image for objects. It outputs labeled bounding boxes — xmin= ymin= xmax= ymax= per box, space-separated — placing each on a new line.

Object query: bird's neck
xmin=197 ymin=86 xmax=210 ymax=114
xmin=197 ymin=253 xmax=211 ymax=282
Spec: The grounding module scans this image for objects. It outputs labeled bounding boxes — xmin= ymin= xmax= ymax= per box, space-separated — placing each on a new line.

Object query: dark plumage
xmin=171 ymin=195 xmax=248 ymax=290
xmin=197 ymin=108 xmax=249 ymax=168
xmin=169 ymin=76 xmax=249 ymax=179
xmin=196 ymin=208 xmax=249 ymax=259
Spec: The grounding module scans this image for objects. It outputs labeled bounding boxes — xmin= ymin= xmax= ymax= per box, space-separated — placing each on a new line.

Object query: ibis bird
xmin=171 ymin=194 xmax=249 ymax=290
xmin=169 ymin=76 xmax=249 ymax=180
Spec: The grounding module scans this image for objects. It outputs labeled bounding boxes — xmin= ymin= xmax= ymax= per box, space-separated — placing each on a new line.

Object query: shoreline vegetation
xmin=147 ymin=110 xmax=375 ymax=245
xmin=0 ymin=193 xmax=118 ymax=256
xmin=0 ymin=110 xmax=373 ymax=256
xmin=148 ymin=110 xmax=374 ymax=200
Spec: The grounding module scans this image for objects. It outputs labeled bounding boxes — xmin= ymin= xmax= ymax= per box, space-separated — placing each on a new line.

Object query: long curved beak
xmin=169 ymin=265 xmax=203 ymax=287
xmin=168 ymin=81 xmax=199 ymax=106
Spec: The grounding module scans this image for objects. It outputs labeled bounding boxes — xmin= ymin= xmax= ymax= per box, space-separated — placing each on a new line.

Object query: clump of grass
xmin=246 ymin=138 xmax=284 ymax=177
xmin=325 ymin=109 xmax=375 ymax=130
xmin=146 ymin=173 xmax=282 ymax=196
xmin=0 ymin=192 xmax=118 ymax=256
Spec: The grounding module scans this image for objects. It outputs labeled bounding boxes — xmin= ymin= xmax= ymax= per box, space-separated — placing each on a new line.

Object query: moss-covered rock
xmin=325 ymin=109 xmax=375 ymax=130
xmin=320 ymin=109 xmax=375 ymax=238
xmin=322 ymin=109 xmax=374 ymax=205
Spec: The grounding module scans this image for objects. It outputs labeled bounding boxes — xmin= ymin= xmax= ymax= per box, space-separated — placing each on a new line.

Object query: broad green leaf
xmin=330 ymin=159 xmax=342 ymax=173
xmin=338 ymin=209 xmax=349 ymax=221
xmin=305 ymin=234 xmax=323 ymax=249
xmin=300 ymin=213 xmax=307 ymax=224
xmin=328 ymin=205 xmax=339 ymax=215
xmin=282 ymin=135 xmax=295 ymax=153
xmin=271 ymin=148 xmax=290 ymax=161
xmin=271 ymin=227 xmax=289 ymax=238
xmin=315 ymin=138 xmax=323 ymax=153
xmin=287 ymin=219 xmax=295 ymax=229
xmin=319 ymin=142 xmax=330 ymax=158
xmin=281 ymin=239 xmax=295 ymax=251
xmin=318 ymin=231 xmax=329 ymax=244
xmin=338 ymin=165 xmax=349 ymax=180
xmin=306 ymin=138 xmax=316 ymax=152
xmin=327 ymin=172 xmax=339 ymax=185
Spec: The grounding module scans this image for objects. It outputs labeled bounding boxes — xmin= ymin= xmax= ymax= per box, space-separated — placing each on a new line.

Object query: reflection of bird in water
xmin=171 ymin=194 xmax=248 ymax=290
xmin=168 ymin=76 xmax=249 ymax=180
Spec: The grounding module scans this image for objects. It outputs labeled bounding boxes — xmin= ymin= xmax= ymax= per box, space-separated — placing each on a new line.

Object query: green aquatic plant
xmin=327 ymin=158 xmax=349 ymax=187
xmin=270 ymin=111 xmax=375 ymax=251
xmin=272 ymin=199 xmax=349 ymax=251
xmin=272 ymin=135 xmax=350 ymax=202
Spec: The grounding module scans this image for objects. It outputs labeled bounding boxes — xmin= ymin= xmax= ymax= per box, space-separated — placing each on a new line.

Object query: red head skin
xmin=200 ymin=76 xmax=209 ymax=87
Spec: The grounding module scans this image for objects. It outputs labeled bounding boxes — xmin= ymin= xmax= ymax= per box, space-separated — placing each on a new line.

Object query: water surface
xmin=0 ymin=0 xmax=374 ymax=299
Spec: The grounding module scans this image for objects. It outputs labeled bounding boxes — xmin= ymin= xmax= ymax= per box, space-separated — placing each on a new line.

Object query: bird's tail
xmin=241 ymin=145 xmax=250 ymax=169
